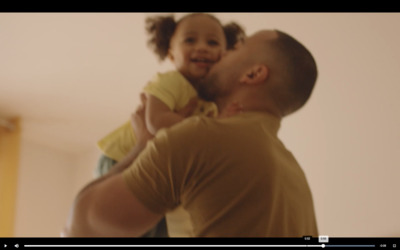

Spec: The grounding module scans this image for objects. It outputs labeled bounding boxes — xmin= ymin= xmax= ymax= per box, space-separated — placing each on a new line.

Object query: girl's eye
xmin=184 ymin=37 xmax=196 ymax=43
xmin=208 ymin=40 xmax=219 ymax=46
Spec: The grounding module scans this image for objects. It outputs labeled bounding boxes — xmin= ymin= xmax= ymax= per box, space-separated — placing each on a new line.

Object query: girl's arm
xmin=145 ymin=93 xmax=197 ymax=135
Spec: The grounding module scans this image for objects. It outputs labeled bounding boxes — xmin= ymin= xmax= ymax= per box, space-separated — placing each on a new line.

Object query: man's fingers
xmin=178 ymin=97 xmax=198 ymax=117
xmin=188 ymin=97 xmax=198 ymax=106
xmin=206 ymin=110 xmax=215 ymax=117
xmin=140 ymin=93 xmax=147 ymax=106
xmin=134 ymin=93 xmax=148 ymax=116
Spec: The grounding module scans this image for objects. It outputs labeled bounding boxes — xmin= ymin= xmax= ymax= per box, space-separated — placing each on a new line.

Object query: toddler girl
xmin=97 ymin=13 xmax=245 ymax=237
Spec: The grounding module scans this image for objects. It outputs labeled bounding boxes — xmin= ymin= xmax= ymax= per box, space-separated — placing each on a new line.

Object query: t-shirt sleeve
xmin=143 ymin=71 xmax=197 ymax=111
xmin=122 ymin=129 xmax=183 ymax=214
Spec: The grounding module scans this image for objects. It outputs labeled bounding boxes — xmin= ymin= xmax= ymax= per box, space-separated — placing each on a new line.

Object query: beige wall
xmin=14 ymin=133 xmax=97 ymax=237
xmin=14 ymin=136 xmax=75 ymax=236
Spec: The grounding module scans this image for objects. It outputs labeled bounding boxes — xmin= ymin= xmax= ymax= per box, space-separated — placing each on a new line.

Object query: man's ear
xmin=239 ymin=64 xmax=269 ymax=85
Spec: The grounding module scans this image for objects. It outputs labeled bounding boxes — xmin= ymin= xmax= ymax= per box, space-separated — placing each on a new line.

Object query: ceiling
xmin=1 ymin=13 xmax=399 ymax=156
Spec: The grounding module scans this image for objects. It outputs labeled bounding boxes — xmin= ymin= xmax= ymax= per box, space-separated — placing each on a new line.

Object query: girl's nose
xmin=194 ymin=41 xmax=209 ymax=53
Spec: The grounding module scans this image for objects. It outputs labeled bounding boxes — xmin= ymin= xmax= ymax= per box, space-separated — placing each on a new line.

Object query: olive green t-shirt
xmin=123 ymin=112 xmax=318 ymax=237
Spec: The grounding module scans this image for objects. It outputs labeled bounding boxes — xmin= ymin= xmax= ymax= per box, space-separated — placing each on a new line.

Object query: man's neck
xmin=216 ymin=98 xmax=282 ymax=119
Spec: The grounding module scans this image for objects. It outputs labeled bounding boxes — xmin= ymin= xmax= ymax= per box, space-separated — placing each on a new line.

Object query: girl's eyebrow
xmin=183 ymin=31 xmax=197 ymax=36
xmin=183 ymin=31 xmax=223 ymax=39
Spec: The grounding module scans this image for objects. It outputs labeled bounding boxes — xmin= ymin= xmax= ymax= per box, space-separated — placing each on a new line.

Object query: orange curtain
xmin=0 ymin=118 xmax=21 ymax=237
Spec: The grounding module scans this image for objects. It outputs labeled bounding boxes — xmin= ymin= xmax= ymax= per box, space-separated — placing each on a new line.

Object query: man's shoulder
xmin=157 ymin=116 xmax=213 ymax=141
xmin=172 ymin=115 xmax=211 ymax=132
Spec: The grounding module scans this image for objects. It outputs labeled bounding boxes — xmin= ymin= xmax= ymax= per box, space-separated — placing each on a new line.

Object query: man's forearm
xmin=63 ymin=141 xmax=147 ymax=237
xmin=77 ymin=141 xmax=147 ymax=199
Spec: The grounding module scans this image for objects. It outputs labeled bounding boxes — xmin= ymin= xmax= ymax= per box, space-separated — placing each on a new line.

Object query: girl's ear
xmin=239 ymin=64 xmax=269 ymax=85
xmin=167 ymin=49 xmax=175 ymax=62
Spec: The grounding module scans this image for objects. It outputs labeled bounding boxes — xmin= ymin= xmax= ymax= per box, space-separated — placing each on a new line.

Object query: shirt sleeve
xmin=143 ymin=71 xmax=197 ymax=111
xmin=122 ymin=129 xmax=182 ymax=214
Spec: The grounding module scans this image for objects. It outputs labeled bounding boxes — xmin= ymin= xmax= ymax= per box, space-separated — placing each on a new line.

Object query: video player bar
xmin=1 ymin=237 xmax=398 ymax=248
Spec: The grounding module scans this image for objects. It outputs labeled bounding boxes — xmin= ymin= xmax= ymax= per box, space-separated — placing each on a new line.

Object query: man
xmin=63 ymin=29 xmax=319 ymax=237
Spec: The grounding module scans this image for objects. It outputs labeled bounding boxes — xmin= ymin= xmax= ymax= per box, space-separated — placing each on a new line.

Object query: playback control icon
xmin=3 ymin=244 xmax=19 ymax=248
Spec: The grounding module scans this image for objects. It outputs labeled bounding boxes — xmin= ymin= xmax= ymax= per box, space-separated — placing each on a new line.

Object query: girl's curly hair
xmin=145 ymin=13 xmax=246 ymax=61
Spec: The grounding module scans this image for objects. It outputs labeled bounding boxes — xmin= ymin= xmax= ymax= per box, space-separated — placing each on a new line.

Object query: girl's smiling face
xmin=168 ymin=14 xmax=227 ymax=83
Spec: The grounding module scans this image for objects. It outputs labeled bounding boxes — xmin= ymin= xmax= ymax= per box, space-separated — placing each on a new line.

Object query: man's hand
xmin=176 ymin=97 xmax=198 ymax=118
xmin=218 ymin=101 xmax=244 ymax=118
xmin=131 ymin=93 xmax=154 ymax=146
